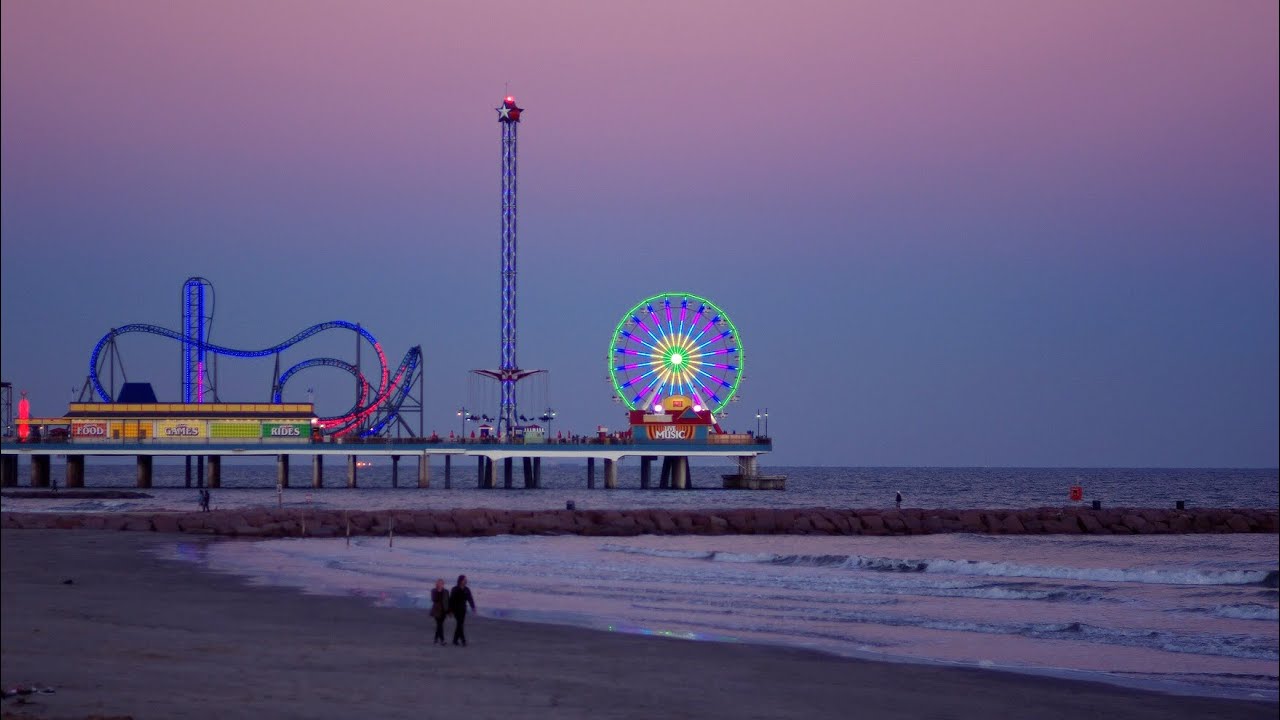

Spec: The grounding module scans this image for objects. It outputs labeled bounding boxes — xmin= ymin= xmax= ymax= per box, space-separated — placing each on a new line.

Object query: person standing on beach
xmin=895 ymin=491 xmax=903 ymax=510
xmin=449 ymin=575 xmax=476 ymax=646
xmin=429 ymin=579 xmax=449 ymax=646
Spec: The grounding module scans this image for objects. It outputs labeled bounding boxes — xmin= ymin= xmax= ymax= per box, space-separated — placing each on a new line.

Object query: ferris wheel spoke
xmin=630 ymin=316 xmax=664 ymax=346
xmin=647 ymin=306 xmax=663 ymax=333
xmin=620 ymin=365 xmax=662 ymax=388
xmin=689 ymin=315 xmax=720 ymax=345
xmin=696 ymin=329 xmax=733 ymax=350
xmin=619 ymin=330 xmax=659 ymax=352
xmin=691 ymin=364 xmax=735 ymax=388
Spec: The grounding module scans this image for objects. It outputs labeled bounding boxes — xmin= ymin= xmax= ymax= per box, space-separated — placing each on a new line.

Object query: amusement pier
xmin=1 ymin=95 xmax=775 ymax=491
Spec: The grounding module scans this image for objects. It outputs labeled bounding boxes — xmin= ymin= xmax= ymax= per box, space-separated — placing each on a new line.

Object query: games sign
xmin=156 ymin=420 xmax=205 ymax=439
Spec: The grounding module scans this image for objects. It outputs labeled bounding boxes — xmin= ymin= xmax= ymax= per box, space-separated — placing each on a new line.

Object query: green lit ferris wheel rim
xmin=608 ymin=292 xmax=743 ymax=413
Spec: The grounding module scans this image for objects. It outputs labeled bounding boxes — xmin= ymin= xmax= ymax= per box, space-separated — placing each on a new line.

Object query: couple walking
xmin=430 ymin=575 xmax=476 ymax=646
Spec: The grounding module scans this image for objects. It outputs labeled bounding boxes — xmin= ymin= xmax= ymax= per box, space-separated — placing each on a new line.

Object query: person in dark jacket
xmin=449 ymin=575 xmax=477 ymax=646
xmin=429 ymin=579 xmax=449 ymax=645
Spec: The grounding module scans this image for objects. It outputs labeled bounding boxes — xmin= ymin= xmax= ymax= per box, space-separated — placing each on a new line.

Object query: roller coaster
xmin=84 ymin=279 xmax=423 ymax=438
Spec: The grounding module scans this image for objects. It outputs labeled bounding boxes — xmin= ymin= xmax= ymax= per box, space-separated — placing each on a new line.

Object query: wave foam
xmin=599 ymin=544 xmax=1276 ymax=587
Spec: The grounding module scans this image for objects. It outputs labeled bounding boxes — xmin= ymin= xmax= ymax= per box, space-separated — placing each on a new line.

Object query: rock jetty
xmin=2 ymin=506 xmax=1276 ymax=537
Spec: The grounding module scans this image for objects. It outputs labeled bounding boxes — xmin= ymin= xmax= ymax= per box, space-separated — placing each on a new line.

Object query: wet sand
xmin=1 ymin=529 xmax=1274 ymax=720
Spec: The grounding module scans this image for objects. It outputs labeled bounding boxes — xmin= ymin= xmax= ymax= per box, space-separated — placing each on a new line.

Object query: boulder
xmin=1226 ymin=514 xmax=1253 ymax=532
xmin=1121 ymin=514 xmax=1150 ymax=533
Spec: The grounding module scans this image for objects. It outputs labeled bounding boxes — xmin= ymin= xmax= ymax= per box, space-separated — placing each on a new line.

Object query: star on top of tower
xmin=497 ymin=96 xmax=523 ymax=123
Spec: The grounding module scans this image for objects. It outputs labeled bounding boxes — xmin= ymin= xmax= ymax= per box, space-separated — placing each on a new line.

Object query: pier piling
xmin=444 ymin=455 xmax=452 ymax=489
xmin=347 ymin=455 xmax=358 ymax=488
xmin=65 ymin=456 xmax=85 ymax=488
xmin=30 ymin=454 xmax=51 ymax=488
xmin=390 ymin=455 xmax=400 ymax=488
xmin=1 ymin=455 xmax=18 ymax=487
xmin=587 ymin=457 xmax=595 ymax=489
xmin=504 ymin=457 xmax=514 ymax=488
xmin=136 ymin=455 xmax=152 ymax=488
xmin=275 ymin=455 xmax=288 ymax=489
xmin=312 ymin=455 xmax=324 ymax=488
xmin=604 ymin=459 xmax=618 ymax=489
xmin=417 ymin=453 xmax=430 ymax=488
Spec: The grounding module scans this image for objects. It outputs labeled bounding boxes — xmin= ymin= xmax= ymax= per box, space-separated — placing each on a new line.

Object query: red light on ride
xmin=505 ymin=96 xmax=514 ymax=103
xmin=17 ymin=393 xmax=30 ymax=440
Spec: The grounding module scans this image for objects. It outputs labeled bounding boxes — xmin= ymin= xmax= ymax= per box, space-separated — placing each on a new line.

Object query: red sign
xmin=646 ymin=425 xmax=694 ymax=441
xmin=72 ymin=422 xmax=109 ymax=438
xmin=1069 ymin=486 xmax=1084 ymax=502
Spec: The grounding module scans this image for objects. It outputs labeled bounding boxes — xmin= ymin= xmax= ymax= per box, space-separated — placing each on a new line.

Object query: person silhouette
xmin=449 ymin=575 xmax=477 ymax=646
xmin=430 ymin=579 xmax=449 ymax=646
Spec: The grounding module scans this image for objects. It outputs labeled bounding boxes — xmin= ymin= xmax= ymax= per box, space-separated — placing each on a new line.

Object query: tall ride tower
xmin=182 ymin=277 xmax=217 ymax=403
xmin=473 ymin=96 xmax=543 ymax=437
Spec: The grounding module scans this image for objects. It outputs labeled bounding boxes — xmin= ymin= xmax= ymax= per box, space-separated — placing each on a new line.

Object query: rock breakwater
xmin=2 ymin=506 xmax=1276 ymax=537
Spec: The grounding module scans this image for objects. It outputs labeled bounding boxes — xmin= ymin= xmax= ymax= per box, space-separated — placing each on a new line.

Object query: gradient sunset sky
xmin=2 ymin=0 xmax=1276 ymax=466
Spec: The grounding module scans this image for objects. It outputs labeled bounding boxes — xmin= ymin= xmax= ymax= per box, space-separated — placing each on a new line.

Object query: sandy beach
xmin=1 ymin=530 xmax=1274 ymax=720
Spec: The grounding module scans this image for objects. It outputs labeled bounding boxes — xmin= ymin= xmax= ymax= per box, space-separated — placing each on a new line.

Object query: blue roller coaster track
xmin=87 ymin=321 xmax=421 ymax=437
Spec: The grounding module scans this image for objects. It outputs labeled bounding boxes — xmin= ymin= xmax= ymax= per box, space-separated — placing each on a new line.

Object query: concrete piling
xmin=66 ymin=456 xmax=85 ymax=488
xmin=417 ymin=453 xmax=430 ymax=488
xmin=136 ymin=455 xmax=152 ymax=488
xmin=30 ymin=455 xmax=51 ymax=488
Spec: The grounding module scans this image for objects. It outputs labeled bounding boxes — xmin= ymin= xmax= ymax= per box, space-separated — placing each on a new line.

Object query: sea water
xmin=8 ymin=463 xmax=1276 ymax=699
xmin=2 ymin=464 xmax=1276 ymax=512
xmin=164 ymin=531 xmax=1279 ymax=701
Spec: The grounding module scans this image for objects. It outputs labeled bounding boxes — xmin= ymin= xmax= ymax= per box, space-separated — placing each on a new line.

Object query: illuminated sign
xmin=210 ymin=422 xmax=261 ymax=439
xmin=155 ymin=420 xmax=205 ymax=439
xmin=71 ymin=422 xmax=108 ymax=438
xmin=664 ymin=395 xmax=692 ymax=412
xmin=262 ymin=422 xmax=309 ymax=439
xmin=646 ymin=425 xmax=694 ymax=441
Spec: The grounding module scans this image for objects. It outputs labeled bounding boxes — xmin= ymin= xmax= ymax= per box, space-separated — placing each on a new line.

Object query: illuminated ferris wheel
xmin=608 ymin=292 xmax=743 ymax=414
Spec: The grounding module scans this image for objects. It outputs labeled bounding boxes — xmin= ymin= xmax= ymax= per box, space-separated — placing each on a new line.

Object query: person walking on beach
xmin=429 ymin=579 xmax=449 ymax=646
xmin=895 ymin=491 xmax=903 ymax=510
xmin=449 ymin=575 xmax=476 ymax=646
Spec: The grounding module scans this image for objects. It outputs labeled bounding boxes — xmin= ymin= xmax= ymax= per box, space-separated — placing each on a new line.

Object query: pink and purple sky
xmin=2 ymin=0 xmax=1276 ymax=465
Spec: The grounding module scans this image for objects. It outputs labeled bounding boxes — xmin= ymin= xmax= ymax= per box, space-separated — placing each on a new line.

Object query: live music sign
xmin=646 ymin=425 xmax=694 ymax=441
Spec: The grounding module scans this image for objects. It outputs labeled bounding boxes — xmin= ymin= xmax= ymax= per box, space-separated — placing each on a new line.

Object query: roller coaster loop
xmin=87 ymin=321 xmax=418 ymax=436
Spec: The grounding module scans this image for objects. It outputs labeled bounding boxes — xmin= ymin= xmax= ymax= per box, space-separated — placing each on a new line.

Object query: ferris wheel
xmin=608 ymin=292 xmax=743 ymax=414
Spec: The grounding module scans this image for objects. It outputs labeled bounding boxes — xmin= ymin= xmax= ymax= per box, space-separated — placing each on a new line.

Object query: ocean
xmin=2 ymin=462 xmax=1277 ymax=513
xmin=6 ymin=463 xmax=1276 ymax=700
xmin=164 ymin=532 xmax=1279 ymax=701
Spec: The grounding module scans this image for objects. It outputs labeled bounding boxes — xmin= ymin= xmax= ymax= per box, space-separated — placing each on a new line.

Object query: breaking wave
xmin=599 ymin=545 xmax=1277 ymax=587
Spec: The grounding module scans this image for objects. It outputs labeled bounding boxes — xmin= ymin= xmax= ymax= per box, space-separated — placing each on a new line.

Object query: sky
xmin=1 ymin=0 xmax=1276 ymax=467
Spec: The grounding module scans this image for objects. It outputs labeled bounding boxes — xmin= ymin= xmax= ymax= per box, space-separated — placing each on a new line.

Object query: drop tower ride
xmin=473 ymin=96 xmax=543 ymax=437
